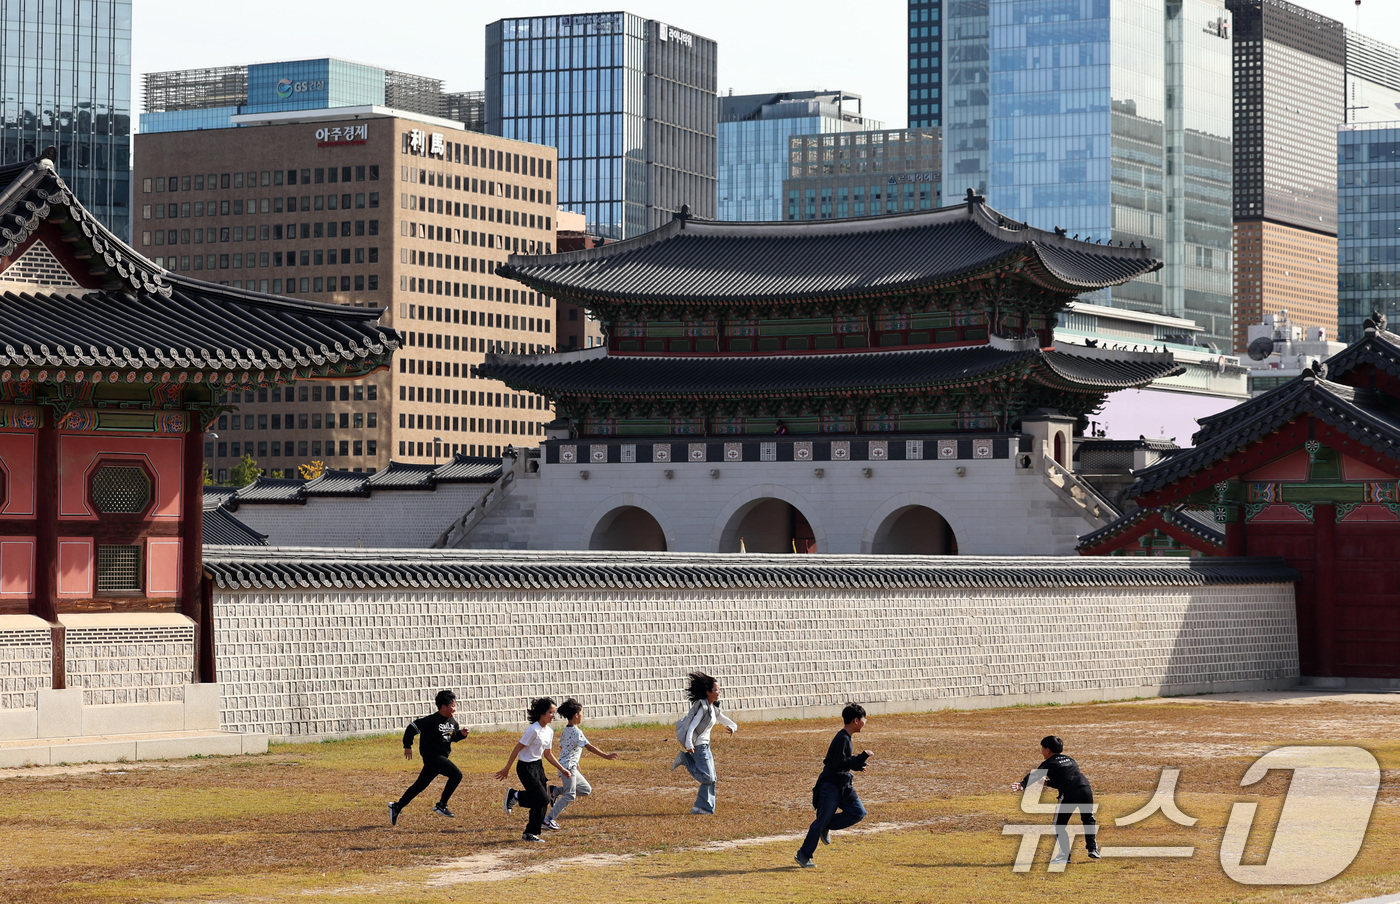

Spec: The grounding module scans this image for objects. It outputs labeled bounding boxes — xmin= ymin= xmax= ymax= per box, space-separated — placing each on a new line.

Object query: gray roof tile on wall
xmin=204 ymin=548 xmax=1297 ymax=591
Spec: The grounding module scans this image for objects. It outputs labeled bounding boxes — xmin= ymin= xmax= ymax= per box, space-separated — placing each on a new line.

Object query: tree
xmin=229 ymin=453 xmax=262 ymax=487
xmin=298 ymin=459 xmax=326 ymax=480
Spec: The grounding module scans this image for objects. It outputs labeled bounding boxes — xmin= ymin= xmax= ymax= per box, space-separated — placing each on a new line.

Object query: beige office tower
xmin=134 ymin=110 xmax=559 ymax=479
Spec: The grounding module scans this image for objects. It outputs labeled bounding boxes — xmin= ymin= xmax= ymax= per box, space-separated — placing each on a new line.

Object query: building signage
xmin=1204 ymin=16 xmax=1230 ymax=39
xmin=408 ymin=129 xmax=447 ymax=157
xmin=276 ymin=78 xmax=327 ymax=100
xmin=657 ymin=22 xmax=694 ymax=47
xmin=317 ymin=124 xmax=369 ymax=148
xmin=560 ymin=13 xmax=620 ymax=32
xmin=888 ymin=172 xmax=937 ymax=184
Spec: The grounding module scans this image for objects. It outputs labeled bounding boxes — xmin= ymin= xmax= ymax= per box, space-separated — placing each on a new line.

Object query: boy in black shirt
xmin=1012 ymin=734 xmax=1100 ymax=863
xmin=388 ymin=689 xmax=470 ymax=825
xmin=794 ymin=703 xmax=871 ymax=868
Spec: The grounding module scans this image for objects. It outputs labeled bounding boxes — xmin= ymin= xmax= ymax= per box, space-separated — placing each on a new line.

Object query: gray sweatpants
xmin=545 ymin=767 xmax=592 ymax=822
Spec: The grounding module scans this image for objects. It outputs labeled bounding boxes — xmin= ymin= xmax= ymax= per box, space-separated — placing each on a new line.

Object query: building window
xmin=96 ymin=545 xmax=142 ymax=593
xmin=91 ymin=466 xmax=152 ymax=514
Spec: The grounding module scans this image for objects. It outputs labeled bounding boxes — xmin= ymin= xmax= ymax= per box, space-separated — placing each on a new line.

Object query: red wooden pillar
xmin=1314 ymin=504 xmax=1337 ymax=678
xmin=1224 ymin=506 xmax=1244 ymax=557
xmin=180 ymin=420 xmax=211 ymax=682
xmin=32 ymin=416 xmax=63 ymax=689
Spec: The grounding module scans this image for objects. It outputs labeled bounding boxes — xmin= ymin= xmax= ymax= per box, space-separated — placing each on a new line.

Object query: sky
xmin=131 ymin=1 xmax=1400 ymax=130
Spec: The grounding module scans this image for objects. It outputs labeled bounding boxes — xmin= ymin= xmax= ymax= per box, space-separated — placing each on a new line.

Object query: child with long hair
xmin=672 ymin=671 xmax=737 ymax=815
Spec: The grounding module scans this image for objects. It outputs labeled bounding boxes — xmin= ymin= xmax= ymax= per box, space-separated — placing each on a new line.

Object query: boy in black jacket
xmin=388 ymin=689 xmax=470 ymax=825
xmin=1012 ymin=734 xmax=1100 ymax=863
xmin=794 ymin=703 xmax=872 ymax=868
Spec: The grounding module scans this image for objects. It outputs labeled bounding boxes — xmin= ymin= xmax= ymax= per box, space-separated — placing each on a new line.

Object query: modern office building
xmin=485 ymin=12 xmax=717 ymax=240
xmin=446 ymin=90 xmax=488 ymax=132
xmin=928 ymin=0 xmax=1234 ymax=347
xmin=1345 ymin=31 xmax=1400 ymax=125
xmin=0 ymin=0 xmax=131 ymax=239
xmin=718 ymin=91 xmax=878 ymax=222
xmin=783 ymin=128 xmax=941 ymax=221
xmin=141 ymin=59 xmax=451 ymax=132
xmin=907 ymin=0 xmax=944 ymax=131
xmin=1227 ymin=0 xmax=1343 ymax=353
xmin=135 ymin=74 xmax=562 ymax=479
xmin=1337 ymin=121 xmax=1400 ymax=341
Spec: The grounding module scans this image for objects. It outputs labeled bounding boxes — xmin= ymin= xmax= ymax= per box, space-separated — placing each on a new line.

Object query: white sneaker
xmin=1050 ymin=853 xmax=1071 ymax=865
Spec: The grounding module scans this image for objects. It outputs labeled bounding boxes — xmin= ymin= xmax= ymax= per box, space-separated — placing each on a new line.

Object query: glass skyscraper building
xmin=718 ymin=91 xmax=878 ymax=222
xmin=912 ymin=0 xmax=1233 ymax=348
xmin=908 ymin=0 xmax=945 ymax=131
xmin=1338 ymin=121 xmax=1400 ymax=341
xmin=486 ymin=12 xmax=717 ymax=240
xmin=1 ymin=0 xmax=131 ymax=239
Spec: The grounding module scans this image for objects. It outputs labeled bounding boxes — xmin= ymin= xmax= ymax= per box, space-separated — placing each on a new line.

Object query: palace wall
xmin=204 ymin=551 xmax=1300 ymax=738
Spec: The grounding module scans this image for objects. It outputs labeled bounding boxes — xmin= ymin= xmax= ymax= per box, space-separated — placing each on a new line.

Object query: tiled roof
xmin=1129 ymin=372 xmax=1400 ymax=497
xmin=0 ymin=152 xmax=400 ymax=387
xmin=1077 ymin=505 xmax=1225 ymax=551
xmin=203 ymin=507 xmax=269 ymax=546
xmin=208 ymin=455 xmax=503 ymax=508
xmin=364 ymin=461 xmax=442 ymax=489
xmin=476 ymin=343 xmax=1181 ymax=399
xmin=498 ymin=198 xmax=1163 ymax=306
xmin=232 ymin=477 xmax=306 ymax=504
xmin=422 ymin=455 xmax=506 ymax=482
xmin=303 ymin=469 xmax=372 ymax=497
xmin=202 ymin=485 xmax=239 ymax=511
xmin=203 ymin=547 xmax=1297 ymax=590
xmin=1320 ymin=329 xmax=1400 ymax=382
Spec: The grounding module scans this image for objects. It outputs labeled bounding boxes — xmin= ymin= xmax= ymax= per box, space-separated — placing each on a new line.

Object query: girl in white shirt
xmin=496 ymin=697 xmax=569 ymax=842
xmin=672 ymin=671 xmax=738 ymax=815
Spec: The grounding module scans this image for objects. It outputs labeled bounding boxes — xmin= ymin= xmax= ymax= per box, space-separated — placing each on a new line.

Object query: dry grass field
xmin=3 ymin=693 xmax=1399 ymax=904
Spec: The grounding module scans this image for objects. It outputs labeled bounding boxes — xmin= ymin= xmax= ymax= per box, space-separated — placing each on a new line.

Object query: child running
xmin=388 ymin=689 xmax=470 ymax=826
xmin=794 ymin=703 xmax=871 ymax=868
xmin=542 ymin=697 xmax=618 ymax=830
xmin=672 ymin=671 xmax=738 ymax=815
xmin=1012 ymin=734 xmax=1101 ymax=864
xmin=496 ymin=696 xmax=569 ymax=843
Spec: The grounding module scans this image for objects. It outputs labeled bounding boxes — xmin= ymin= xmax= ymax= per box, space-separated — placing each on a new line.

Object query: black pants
xmin=516 ymin=759 xmax=550 ymax=836
xmin=1054 ymin=795 xmax=1098 ymax=853
xmin=395 ymin=755 xmax=461 ymax=809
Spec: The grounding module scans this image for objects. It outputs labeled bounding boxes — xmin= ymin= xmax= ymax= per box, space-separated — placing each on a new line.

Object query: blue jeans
xmin=798 ymin=781 xmax=866 ymax=860
xmin=683 ymin=744 xmax=717 ymax=814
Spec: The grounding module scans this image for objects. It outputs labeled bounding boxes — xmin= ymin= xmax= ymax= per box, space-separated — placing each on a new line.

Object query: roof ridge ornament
xmin=675 ymin=204 xmax=691 ymax=230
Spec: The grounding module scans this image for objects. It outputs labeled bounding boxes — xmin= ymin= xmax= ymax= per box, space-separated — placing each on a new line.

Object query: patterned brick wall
xmin=0 ymin=627 xmax=53 ymax=709
xmin=212 ymin=584 xmax=1299 ymax=737
xmin=63 ymin=625 xmax=194 ymax=706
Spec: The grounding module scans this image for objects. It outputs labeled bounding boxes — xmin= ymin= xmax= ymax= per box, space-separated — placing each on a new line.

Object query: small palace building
xmin=0 ymin=150 xmax=398 ymax=755
xmin=447 ymin=196 xmax=1183 ymax=555
xmin=1080 ymin=314 xmax=1400 ymax=682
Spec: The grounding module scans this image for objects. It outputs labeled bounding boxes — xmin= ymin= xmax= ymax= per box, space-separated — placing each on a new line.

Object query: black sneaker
xmin=388 ymin=802 xmax=402 ymax=826
xmin=548 ymin=785 xmax=561 ymax=803
xmin=820 ymin=829 xmax=831 ymax=845
xmin=521 ymin=832 xmax=545 ymax=843
xmin=504 ymin=788 xmax=518 ymax=814
xmin=433 ymin=803 xmax=455 ymax=818
xmin=794 ymin=854 xmax=816 ymax=868
xmin=1087 ymin=848 xmax=1102 ymax=860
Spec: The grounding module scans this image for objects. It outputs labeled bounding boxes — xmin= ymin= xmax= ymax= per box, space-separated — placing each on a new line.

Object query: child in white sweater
xmin=672 ymin=671 xmax=738 ymax=815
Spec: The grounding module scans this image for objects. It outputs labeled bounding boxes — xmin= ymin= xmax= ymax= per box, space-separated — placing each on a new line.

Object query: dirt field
xmin=3 ymin=691 xmax=1398 ymax=904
